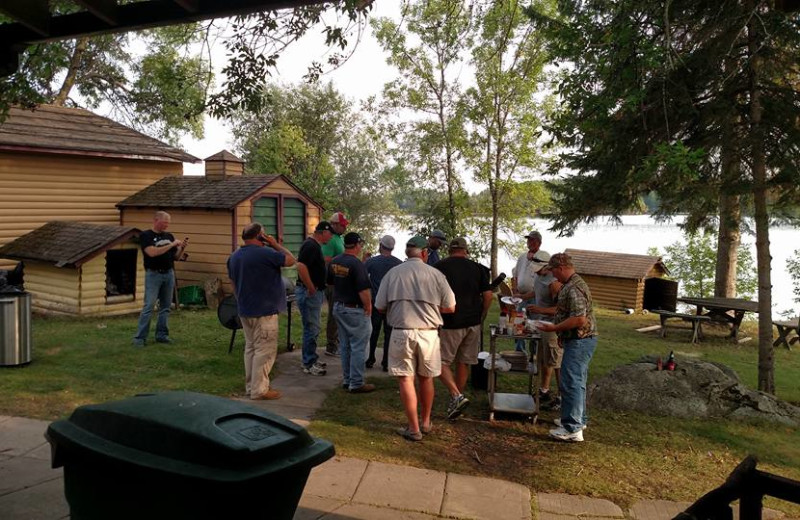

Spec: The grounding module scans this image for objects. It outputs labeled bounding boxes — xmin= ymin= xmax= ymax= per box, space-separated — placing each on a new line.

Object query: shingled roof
xmin=564 ymin=248 xmax=669 ymax=280
xmin=117 ymin=175 xmax=292 ymax=209
xmin=0 ymin=222 xmax=140 ymax=268
xmin=0 ymin=105 xmax=199 ymax=163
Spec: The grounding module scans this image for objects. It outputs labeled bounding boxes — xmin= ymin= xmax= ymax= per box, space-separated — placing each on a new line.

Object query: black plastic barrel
xmin=46 ymin=391 xmax=334 ymax=520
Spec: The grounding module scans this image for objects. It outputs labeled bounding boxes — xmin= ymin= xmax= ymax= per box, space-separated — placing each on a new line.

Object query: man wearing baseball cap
xmin=426 ymin=229 xmax=447 ymax=265
xmin=434 ymin=237 xmax=492 ymax=420
xmin=512 ymin=230 xmax=543 ymax=352
xmin=327 ymin=232 xmax=375 ymax=393
xmin=296 ymin=221 xmax=334 ymax=376
xmin=322 ymin=211 xmax=349 ymax=357
xmin=375 ymin=235 xmax=456 ymax=441
xmin=537 ymin=253 xmax=597 ymax=443
xmin=364 ymin=235 xmax=402 ymax=371
xmin=524 ymin=250 xmax=563 ymax=411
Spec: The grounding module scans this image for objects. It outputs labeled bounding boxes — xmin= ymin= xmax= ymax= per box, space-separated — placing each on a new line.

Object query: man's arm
xmin=264 ymin=235 xmax=296 ymax=267
xmin=526 ymin=303 xmax=556 ymax=316
xmin=358 ymin=288 xmax=372 ymax=316
xmin=539 ymin=315 xmax=587 ymax=333
xmin=481 ymin=290 xmax=492 ymax=321
xmin=143 ymin=240 xmax=180 ymax=258
xmin=296 ymin=262 xmax=316 ymax=295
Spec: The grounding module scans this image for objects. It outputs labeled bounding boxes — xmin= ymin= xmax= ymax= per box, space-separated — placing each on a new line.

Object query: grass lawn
xmin=1 ymin=305 xmax=798 ymax=514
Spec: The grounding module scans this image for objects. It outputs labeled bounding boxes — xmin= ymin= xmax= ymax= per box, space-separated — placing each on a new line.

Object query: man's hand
xmin=537 ymin=322 xmax=556 ymax=332
xmin=263 ymin=234 xmax=279 ymax=248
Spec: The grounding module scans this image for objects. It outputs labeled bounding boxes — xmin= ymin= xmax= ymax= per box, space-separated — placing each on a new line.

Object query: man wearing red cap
xmin=322 ymin=211 xmax=349 ymax=357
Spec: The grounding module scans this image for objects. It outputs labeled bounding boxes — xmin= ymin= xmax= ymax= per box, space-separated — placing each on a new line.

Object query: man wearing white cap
xmin=322 ymin=211 xmax=349 ymax=357
xmin=512 ymin=230 xmax=542 ymax=351
xmin=364 ymin=235 xmax=402 ymax=371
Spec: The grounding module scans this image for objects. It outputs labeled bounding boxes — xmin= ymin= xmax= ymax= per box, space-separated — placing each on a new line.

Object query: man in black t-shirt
xmin=133 ymin=211 xmax=187 ymax=347
xmin=295 ymin=221 xmax=333 ymax=375
xmin=435 ymin=237 xmax=492 ymax=419
xmin=327 ymin=232 xmax=375 ymax=393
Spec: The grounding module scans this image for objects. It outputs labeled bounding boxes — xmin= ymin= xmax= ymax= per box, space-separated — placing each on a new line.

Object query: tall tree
xmin=465 ymin=0 xmax=552 ymax=277
xmin=0 ymin=24 xmax=211 ymax=143
xmin=532 ymin=0 xmax=800 ymax=393
xmin=372 ymin=0 xmax=472 ymax=237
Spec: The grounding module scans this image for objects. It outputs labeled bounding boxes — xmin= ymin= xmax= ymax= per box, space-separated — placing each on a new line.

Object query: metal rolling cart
xmin=486 ymin=325 xmax=540 ymax=423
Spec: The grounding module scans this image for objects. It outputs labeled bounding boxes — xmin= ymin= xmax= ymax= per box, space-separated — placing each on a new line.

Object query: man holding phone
xmin=227 ymin=222 xmax=296 ymax=400
xmin=133 ymin=211 xmax=187 ymax=347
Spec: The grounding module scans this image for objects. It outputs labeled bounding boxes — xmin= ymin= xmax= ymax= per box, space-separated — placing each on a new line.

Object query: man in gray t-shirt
xmin=526 ymin=251 xmax=563 ymax=409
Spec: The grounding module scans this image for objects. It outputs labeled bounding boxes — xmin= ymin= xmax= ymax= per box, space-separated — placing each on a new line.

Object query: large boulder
xmin=588 ymin=356 xmax=800 ymax=427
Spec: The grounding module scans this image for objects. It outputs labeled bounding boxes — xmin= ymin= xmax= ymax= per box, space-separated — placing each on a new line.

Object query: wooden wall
xmin=121 ymin=207 xmax=234 ymax=292
xmin=581 ymin=275 xmax=645 ymax=312
xmin=79 ymin=242 xmax=145 ymax=317
xmin=0 ymin=152 xmax=181 ymax=270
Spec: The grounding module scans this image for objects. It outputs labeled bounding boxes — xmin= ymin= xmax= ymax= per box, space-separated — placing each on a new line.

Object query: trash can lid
xmin=46 ymin=392 xmax=334 ymax=482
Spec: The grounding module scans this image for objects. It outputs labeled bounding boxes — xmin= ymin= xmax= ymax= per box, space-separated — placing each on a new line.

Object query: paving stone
xmin=23 ymin=442 xmax=53 ymax=461
xmin=319 ymin=503 xmax=440 ymax=519
xmin=0 ymin=456 xmax=62 ymax=496
xmin=352 ymin=461 xmax=446 ymax=516
xmin=540 ymin=513 xmax=615 ymax=520
xmin=538 ymin=493 xmax=625 ymax=518
xmin=294 ymin=495 xmax=347 ymax=520
xmin=0 ymin=476 xmax=68 ymax=519
xmin=442 ymin=473 xmax=531 ymax=520
xmin=0 ymin=417 xmax=49 ymax=457
xmin=304 ymin=457 xmax=369 ymax=501
xmin=629 ymin=500 xmax=691 ymax=520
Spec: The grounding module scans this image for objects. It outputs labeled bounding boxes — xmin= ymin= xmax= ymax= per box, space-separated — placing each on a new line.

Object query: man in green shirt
xmin=322 ymin=211 xmax=348 ymax=357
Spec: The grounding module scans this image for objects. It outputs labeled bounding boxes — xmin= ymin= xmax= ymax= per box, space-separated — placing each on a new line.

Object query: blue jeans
xmin=296 ymin=286 xmax=324 ymax=367
xmin=134 ymin=270 xmax=175 ymax=342
xmin=559 ymin=336 xmax=597 ymax=433
xmin=334 ymin=303 xmax=372 ymax=389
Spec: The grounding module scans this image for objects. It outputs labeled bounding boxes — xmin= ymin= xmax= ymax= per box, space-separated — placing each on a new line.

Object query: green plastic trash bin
xmin=46 ymin=391 xmax=335 ymax=520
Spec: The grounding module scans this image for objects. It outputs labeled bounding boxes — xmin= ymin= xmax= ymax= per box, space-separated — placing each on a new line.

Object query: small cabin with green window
xmin=116 ymin=150 xmax=323 ymax=293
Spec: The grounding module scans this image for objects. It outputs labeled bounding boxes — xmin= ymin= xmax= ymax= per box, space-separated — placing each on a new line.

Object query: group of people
xmin=131 ymin=210 xmax=597 ymax=443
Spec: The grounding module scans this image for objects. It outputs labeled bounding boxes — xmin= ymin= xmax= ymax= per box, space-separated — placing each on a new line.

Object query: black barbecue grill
xmin=217 ymin=280 xmax=296 ymax=354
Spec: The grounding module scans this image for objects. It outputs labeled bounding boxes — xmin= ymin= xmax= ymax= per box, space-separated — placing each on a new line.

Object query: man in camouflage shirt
xmin=538 ymin=252 xmax=597 ymax=442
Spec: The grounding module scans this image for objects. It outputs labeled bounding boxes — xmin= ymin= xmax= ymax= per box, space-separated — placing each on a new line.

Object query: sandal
xmin=395 ymin=427 xmax=423 ymax=442
xmin=420 ymin=422 xmax=433 ymax=434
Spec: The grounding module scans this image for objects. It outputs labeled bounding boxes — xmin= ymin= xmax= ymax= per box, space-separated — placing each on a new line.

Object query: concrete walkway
xmin=0 ymin=348 xmax=780 ymax=519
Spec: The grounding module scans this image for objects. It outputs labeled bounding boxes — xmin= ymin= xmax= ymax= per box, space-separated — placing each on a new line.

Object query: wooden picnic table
xmin=677 ymin=297 xmax=759 ymax=341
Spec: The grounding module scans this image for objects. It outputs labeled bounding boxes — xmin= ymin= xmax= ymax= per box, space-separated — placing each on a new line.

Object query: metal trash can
xmin=46 ymin=391 xmax=335 ymax=520
xmin=0 ymin=291 xmax=31 ymax=367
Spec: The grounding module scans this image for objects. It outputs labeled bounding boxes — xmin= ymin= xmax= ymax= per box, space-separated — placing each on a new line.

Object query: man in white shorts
xmin=375 ymin=235 xmax=456 ymax=442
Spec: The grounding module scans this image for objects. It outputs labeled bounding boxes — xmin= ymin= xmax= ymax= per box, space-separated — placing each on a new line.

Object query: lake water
xmin=384 ymin=214 xmax=800 ymax=318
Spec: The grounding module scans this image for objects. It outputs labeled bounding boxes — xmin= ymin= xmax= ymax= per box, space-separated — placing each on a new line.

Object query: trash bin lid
xmin=46 ymin=392 xmax=334 ymax=483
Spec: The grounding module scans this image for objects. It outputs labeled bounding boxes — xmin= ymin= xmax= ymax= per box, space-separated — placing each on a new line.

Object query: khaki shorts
xmin=540 ymin=329 xmax=562 ymax=368
xmin=388 ymin=328 xmax=442 ymax=378
xmin=439 ymin=325 xmax=481 ymax=365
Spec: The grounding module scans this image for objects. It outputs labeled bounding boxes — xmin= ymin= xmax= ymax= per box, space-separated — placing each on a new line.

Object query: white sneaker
xmin=554 ymin=418 xmax=587 ymax=431
xmin=549 ymin=426 xmax=584 ymax=442
xmin=303 ymin=364 xmax=326 ymax=376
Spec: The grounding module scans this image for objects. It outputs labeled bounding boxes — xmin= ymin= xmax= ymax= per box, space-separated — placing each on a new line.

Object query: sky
xmin=180 ymin=2 xmax=402 ymax=175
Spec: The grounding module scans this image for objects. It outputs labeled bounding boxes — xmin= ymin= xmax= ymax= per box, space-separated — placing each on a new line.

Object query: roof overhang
xmin=0 ymin=0 xmax=329 ymax=76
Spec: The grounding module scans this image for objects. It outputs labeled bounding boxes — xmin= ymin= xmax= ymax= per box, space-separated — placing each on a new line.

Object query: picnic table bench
xmin=772 ymin=320 xmax=799 ymax=350
xmin=651 ymin=309 xmax=711 ymax=344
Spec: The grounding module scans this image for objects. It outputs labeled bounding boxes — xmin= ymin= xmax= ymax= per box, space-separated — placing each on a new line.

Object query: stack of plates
xmin=500 ymin=351 xmax=528 ymax=371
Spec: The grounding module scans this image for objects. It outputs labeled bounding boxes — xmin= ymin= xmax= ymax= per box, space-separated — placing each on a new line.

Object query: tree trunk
xmin=53 ymin=38 xmax=89 ymax=106
xmin=748 ymin=4 xmax=774 ymax=394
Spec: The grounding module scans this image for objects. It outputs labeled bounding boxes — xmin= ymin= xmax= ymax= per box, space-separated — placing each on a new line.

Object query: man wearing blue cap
xmin=327 ymin=232 xmax=375 ymax=393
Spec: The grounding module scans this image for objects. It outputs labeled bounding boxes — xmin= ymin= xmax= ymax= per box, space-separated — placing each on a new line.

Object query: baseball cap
xmin=524 ymin=230 xmax=542 ymax=240
xmin=531 ymin=250 xmax=551 ymax=272
xmin=315 ymin=221 xmax=333 ymax=232
xmin=330 ymin=212 xmax=349 ymax=227
xmin=379 ymin=235 xmax=396 ymax=250
xmin=406 ymin=235 xmax=427 ymax=249
xmin=449 ymin=237 xmax=468 ymax=250
xmin=430 ymin=229 xmax=446 ymax=240
xmin=343 ymin=232 xmax=364 ymax=246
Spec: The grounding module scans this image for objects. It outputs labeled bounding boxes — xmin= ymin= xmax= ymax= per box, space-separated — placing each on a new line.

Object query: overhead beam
xmin=172 ymin=0 xmax=200 ymax=14
xmin=0 ymin=0 xmax=328 ymax=48
xmin=0 ymin=0 xmax=50 ymax=37
xmin=73 ymin=0 xmax=120 ymax=26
